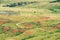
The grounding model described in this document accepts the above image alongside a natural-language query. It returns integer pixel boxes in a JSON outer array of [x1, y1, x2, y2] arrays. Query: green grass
[[0, 0, 60, 40]]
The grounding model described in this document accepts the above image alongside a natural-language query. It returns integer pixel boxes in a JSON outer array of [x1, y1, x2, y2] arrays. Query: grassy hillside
[[0, 0, 60, 40]]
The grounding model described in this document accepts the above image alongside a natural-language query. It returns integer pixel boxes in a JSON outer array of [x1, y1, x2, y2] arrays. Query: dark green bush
[[7, 3, 17, 7], [50, 0, 60, 3], [56, 0, 60, 2], [3, 1, 38, 7], [55, 28, 60, 32]]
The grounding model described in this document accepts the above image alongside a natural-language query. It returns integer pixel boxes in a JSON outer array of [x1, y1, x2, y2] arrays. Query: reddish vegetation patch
[[24, 30, 34, 36], [3, 26, 10, 31], [40, 17, 51, 20], [53, 27, 58, 30], [19, 28, 26, 32], [0, 21, 4, 25], [11, 28, 19, 33], [39, 27, 46, 30], [26, 24, 33, 28], [53, 23, 60, 30]]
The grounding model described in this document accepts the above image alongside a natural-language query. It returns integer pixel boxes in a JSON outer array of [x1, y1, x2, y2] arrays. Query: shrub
[[55, 28, 60, 32], [49, 0, 60, 3], [7, 3, 17, 7], [56, 0, 60, 2], [3, 1, 38, 7], [17, 2, 23, 5]]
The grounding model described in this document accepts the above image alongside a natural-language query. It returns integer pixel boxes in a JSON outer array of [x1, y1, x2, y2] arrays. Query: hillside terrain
[[0, 0, 60, 40]]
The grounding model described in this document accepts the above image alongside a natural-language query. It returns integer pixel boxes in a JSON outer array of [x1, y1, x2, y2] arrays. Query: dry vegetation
[[0, 0, 60, 40]]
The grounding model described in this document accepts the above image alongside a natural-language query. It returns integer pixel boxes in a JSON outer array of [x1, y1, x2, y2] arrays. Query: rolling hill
[[0, 0, 60, 40]]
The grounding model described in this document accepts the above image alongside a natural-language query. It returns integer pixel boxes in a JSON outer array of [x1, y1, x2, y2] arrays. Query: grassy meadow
[[0, 0, 60, 40]]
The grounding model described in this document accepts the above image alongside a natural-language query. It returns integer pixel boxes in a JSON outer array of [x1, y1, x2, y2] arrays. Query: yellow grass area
[[0, 7, 60, 22]]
